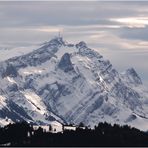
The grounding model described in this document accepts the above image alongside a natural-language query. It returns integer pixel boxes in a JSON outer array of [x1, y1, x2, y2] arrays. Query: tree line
[[0, 121, 148, 146]]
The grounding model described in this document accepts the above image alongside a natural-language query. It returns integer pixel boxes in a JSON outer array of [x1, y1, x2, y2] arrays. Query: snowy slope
[[0, 37, 148, 131]]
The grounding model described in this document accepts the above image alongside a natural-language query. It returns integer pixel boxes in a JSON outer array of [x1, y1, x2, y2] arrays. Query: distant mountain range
[[0, 37, 148, 131]]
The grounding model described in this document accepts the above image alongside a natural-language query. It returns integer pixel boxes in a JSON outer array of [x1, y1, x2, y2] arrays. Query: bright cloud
[[110, 17, 148, 28]]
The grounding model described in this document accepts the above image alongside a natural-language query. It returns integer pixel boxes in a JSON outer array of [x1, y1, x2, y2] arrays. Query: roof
[[50, 120, 63, 126]]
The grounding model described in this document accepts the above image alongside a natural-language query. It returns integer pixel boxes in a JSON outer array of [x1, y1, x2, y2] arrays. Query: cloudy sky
[[0, 1, 148, 86]]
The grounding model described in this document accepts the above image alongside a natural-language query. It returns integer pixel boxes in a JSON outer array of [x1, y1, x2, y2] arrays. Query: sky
[[0, 1, 148, 87]]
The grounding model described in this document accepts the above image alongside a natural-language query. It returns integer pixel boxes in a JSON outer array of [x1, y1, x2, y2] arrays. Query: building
[[63, 125, 77, 131], [32, 121, 86, 134], [33, 125, 49, 133], [49, 120, 63, 133], [32, 121, 63, 133]]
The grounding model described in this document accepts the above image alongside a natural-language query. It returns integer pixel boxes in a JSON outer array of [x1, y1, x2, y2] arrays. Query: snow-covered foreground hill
[[0, 37, 148, 131]]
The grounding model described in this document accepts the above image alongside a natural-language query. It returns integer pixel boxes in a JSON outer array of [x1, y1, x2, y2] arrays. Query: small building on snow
[[63, 125, 76, 131], [32, 121, 63, 133], [49, 120, 63, 133]]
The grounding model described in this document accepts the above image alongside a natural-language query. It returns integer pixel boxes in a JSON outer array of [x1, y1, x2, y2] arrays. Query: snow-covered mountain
[[0, 37, 148, 131]]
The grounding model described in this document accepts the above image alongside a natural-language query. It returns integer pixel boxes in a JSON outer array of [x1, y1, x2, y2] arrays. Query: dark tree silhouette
[[0, 121, 148, 146]]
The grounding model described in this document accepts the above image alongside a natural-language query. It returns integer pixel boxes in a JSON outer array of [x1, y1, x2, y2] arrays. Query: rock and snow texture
[[0, 37, 148, 131]]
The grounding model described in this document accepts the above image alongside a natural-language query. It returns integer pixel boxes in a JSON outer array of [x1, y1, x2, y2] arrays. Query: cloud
[[0, 1, 143, 27], [110, 17, 148, 28], [113, 26, 148, 41]]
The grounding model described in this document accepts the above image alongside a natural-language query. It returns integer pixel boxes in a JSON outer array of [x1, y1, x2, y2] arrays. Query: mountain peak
[[76, 41, 87, 49], [50, 36, 65, 43], [125, 67, 142, 85], [42, 36, 66, 48], [0, 37, 147, 131]]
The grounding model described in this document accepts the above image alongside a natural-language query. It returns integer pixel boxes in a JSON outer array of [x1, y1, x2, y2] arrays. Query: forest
[[0, 122, 148, 146]]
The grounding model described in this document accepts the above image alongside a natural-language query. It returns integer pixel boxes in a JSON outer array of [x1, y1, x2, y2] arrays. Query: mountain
[[0, 37, 148, 131]]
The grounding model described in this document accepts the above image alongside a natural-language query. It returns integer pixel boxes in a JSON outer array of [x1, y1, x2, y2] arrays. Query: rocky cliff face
[[0, 37, 148, 130]]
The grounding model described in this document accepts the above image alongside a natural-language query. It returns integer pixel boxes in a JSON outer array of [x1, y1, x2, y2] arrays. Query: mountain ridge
[[0, 37, 148, 131]]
